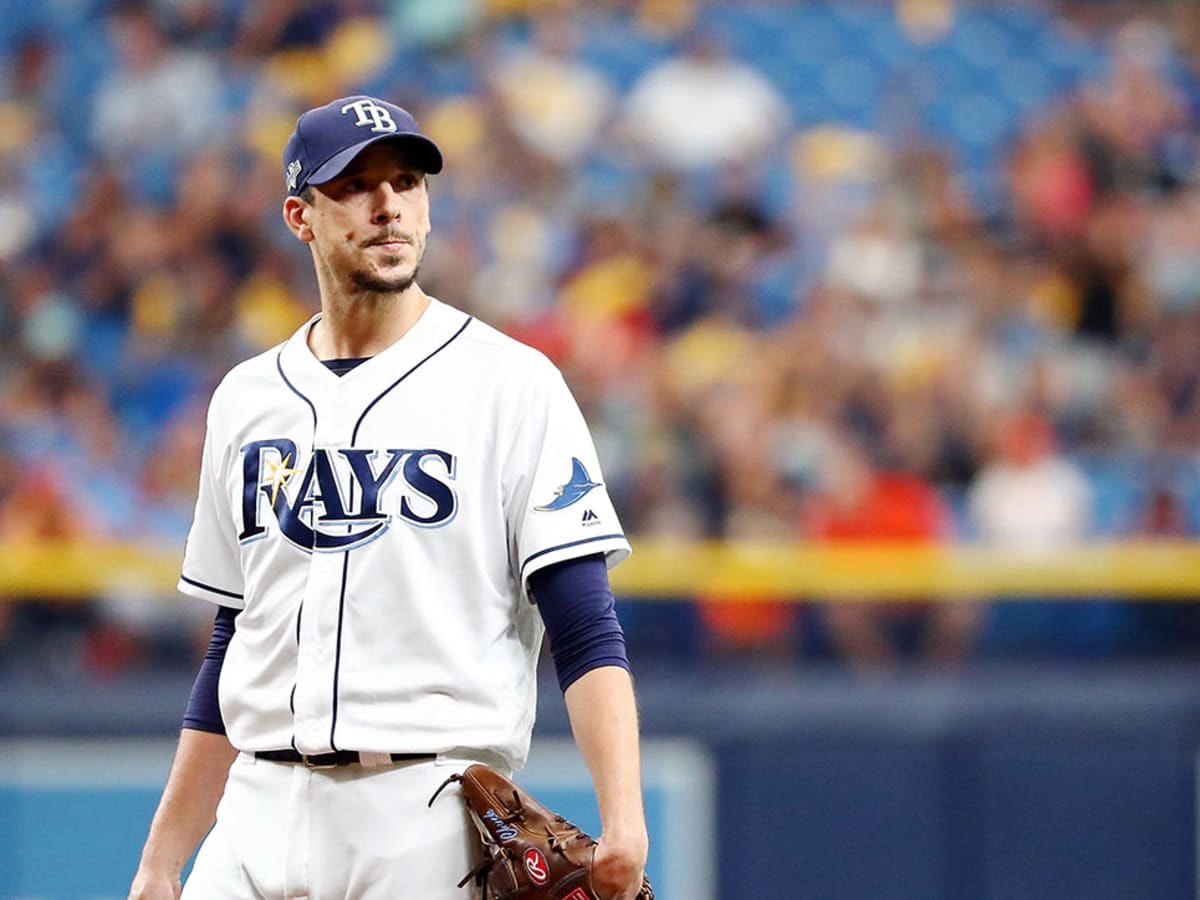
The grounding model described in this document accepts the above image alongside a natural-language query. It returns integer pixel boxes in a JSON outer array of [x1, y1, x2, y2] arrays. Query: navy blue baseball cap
[[282, 95, 444, 196]]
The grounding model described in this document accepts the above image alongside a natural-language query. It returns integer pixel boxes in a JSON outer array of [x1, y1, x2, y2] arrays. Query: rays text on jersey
[[238, 439, 457, 552]]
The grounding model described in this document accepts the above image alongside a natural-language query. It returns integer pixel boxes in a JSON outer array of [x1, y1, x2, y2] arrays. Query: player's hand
[[127, 867, 181, 900], [591, 828, 649, 900]]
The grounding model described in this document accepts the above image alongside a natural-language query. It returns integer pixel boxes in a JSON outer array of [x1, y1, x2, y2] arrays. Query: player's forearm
[[563, 665, 647, 842], [136, 728, 237, 876]]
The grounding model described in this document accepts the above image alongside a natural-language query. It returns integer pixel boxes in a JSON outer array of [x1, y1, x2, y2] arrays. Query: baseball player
[[128, 96, 648, 899]]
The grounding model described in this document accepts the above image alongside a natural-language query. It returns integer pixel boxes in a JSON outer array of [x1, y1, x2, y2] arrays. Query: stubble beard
[[350, 264, 420, 295], [348, 240, 425, 295]]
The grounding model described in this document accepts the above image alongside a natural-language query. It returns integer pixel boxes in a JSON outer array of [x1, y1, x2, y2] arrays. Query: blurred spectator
[[491, 12, 616, 165], [1143, 309, 1200, 449], [1139, 189, 1200, 316], [388, 0, 483, 53], [91, 1, 228, 190], [1079, 18, 1189, 197], [1008, 108, 1097, 245], [691, 372, 804, 662], [621, 28, 787, 171], [966, 410, 1131, 656], [0, 459, 99, 677], [967, 410, 1093, 551], [802, 431, 981, 673], [650, 165, 795, 331], [233, 0, 347, 56]]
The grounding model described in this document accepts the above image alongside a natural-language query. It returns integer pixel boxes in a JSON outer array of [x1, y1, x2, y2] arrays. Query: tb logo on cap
[[341, 99, 398, 133]]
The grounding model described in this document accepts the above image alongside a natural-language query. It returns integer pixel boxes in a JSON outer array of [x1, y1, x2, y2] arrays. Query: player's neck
[[309, 286, 431, 360]]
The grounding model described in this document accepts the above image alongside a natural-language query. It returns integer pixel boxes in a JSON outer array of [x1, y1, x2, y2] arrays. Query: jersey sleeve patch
[[532, 457, 603, 512]]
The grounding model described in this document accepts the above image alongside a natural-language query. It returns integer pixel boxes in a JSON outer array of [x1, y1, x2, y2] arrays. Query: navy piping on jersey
[[180, 574, 244, 601], [275, 349, 318, 432], [350, 317, 473, 444], [290, 604, 302, 721], [330, 552, 352, 751], [327, 315, 473, 750], [521, 534, 625, 581]]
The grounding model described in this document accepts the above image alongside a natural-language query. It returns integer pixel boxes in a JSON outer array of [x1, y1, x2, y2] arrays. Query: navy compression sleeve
[[528, 553, 630, 693], [182, 605, 238, 734]]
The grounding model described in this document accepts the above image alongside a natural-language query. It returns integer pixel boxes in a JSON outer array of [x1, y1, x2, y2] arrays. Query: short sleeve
[[177, 401, 245, 608], [505, 362, 631, 593]]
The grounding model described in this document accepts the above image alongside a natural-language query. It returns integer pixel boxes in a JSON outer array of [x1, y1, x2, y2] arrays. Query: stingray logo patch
[[524, 848, 550, 884], [534, 457, 602, 512]]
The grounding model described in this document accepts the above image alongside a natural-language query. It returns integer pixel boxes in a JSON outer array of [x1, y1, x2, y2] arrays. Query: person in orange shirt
[[804, 434, 981, 673]]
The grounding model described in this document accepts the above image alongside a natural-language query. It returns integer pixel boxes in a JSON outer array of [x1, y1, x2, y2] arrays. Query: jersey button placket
[[292, 386, 353, 754]]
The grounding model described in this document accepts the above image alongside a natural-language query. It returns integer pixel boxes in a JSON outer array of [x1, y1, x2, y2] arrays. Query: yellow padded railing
[[2, 539, 1199, 601]]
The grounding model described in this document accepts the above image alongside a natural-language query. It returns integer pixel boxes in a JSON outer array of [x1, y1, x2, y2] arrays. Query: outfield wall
[[3, 663, 1199, 900]]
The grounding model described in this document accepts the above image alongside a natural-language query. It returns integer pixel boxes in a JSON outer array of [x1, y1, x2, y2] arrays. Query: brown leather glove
[[430, 764, 653, 900]]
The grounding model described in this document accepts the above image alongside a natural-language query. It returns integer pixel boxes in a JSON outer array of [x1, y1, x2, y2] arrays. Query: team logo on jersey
[[534, 457, 602, 512], [237, 439, 456, 552]]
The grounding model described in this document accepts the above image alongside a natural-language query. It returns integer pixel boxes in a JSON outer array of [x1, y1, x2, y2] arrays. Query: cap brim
[[305, 132, 444, 190]]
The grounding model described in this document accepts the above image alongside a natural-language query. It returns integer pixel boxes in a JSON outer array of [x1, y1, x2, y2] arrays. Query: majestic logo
[[238, 439, 456, 553], [523, 848, 550, 885], [562, 890, 591, 900], [341, 99, 398, 133], [581, 509, 600, 525], [534, 458, 601, 512]]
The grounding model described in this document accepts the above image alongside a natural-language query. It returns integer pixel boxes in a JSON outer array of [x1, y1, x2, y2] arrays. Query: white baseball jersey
[[177, 298, 630, 770]]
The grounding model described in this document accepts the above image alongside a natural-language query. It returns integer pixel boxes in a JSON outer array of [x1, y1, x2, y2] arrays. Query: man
[[128, 95, 648, 899]]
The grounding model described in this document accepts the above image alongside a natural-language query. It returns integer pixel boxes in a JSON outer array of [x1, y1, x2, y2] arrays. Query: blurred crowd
[[2, 0, 1200, 678]]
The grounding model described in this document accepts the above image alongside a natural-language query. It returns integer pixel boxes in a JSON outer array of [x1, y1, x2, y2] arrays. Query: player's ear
[[283, 196, 314, 243]]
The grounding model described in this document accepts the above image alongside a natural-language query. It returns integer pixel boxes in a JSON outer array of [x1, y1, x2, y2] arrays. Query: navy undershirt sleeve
[[182, 605, 239, 734], [528, 553, 630, 693]]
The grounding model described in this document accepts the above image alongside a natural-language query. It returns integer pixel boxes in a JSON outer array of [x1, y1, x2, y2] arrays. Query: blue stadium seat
[[576, 16, 670, 93]]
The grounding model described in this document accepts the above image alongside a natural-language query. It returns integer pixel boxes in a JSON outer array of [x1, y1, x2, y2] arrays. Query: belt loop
[[358, 751, 391, 769]]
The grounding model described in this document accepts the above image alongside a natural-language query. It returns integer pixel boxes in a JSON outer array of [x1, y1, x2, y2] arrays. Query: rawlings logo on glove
[[430, 764, 654, 900]]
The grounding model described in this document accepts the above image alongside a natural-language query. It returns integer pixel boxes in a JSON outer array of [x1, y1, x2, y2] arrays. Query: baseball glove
[[429, 764, 653, 900]]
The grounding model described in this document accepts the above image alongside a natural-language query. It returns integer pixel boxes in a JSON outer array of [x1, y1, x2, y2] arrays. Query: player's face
[[305, 143, 432, 294]]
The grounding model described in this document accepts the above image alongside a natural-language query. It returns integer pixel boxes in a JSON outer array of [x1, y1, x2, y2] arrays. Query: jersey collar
[[277, 298, 470, 414]]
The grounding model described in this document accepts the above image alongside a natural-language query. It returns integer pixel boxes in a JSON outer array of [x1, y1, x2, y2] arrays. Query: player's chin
[[350, 264, 419, 294]]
